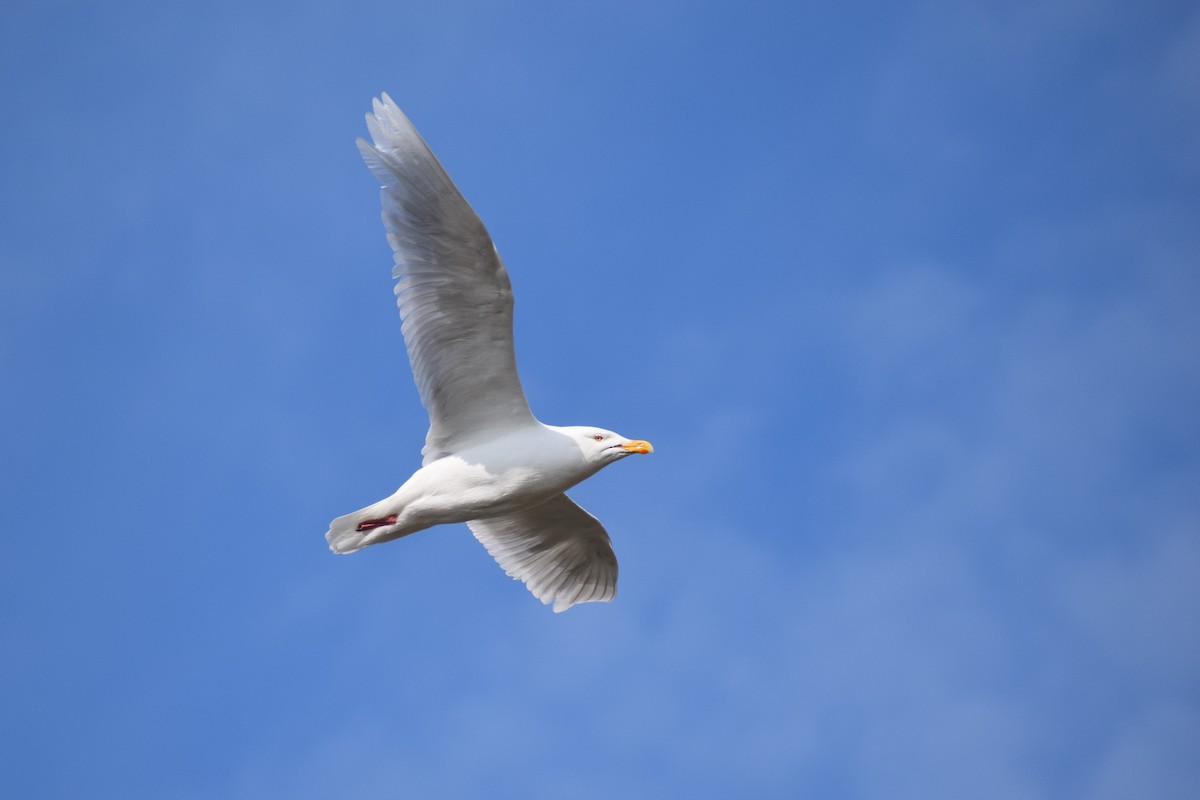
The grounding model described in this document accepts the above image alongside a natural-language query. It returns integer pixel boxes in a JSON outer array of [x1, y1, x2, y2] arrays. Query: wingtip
[[369, 93, 411, 133], [551, 592, 615, 613]]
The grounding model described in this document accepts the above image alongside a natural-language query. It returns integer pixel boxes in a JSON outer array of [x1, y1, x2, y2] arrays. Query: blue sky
[[2, 0, 1198, 797]]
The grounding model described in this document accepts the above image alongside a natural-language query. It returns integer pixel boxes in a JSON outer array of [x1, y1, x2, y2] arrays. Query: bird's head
[[566, 426, 654, 465]]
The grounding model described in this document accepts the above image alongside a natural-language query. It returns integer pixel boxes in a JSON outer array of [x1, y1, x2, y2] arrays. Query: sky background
[[2, 0, 1199, 797]]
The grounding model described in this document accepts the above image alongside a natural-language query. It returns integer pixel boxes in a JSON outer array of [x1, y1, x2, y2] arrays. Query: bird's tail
[[325, 497, 409, 554]]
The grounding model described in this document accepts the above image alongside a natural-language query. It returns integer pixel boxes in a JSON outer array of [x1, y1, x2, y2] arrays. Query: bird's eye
[[593, 434, 604, 441]]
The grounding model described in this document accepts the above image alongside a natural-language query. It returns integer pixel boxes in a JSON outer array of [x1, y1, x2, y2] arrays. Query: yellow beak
[[620, 439, 654, 455]]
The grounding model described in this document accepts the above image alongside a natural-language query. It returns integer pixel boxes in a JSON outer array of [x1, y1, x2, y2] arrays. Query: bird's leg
[[356, 514, 398, 532]]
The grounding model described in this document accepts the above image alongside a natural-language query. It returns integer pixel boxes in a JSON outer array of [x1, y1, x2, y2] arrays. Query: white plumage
[[326, 95, 652, 612]]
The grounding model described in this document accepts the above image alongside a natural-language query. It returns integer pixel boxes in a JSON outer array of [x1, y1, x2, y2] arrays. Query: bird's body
[[329, 424, 611, 549], [325, 95, 651, 612]]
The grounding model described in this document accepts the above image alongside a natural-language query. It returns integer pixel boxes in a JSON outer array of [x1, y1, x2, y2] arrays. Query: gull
[[325, 94, 653, 612]]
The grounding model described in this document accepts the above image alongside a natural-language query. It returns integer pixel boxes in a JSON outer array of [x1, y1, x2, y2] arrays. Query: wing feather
[[467, 494, 619, 613], [358, 94, 536, 463]]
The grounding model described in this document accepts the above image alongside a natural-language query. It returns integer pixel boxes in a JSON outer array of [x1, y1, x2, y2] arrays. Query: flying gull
[[325, 94, 653, 612]]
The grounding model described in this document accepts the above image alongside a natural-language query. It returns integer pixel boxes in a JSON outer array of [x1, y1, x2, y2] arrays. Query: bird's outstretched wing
[[358, 94, 536, 463], [467, 494, 618, 613]]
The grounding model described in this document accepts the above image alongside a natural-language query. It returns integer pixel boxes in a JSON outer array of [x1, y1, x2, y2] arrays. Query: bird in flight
[[326, 94, 653, 612]]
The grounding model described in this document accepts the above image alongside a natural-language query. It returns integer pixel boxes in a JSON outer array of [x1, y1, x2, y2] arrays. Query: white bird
[[325, 94, 653, 612]]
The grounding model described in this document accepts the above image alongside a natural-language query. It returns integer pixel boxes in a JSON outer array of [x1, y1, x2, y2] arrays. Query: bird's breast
[[399, 439, 589, 525]]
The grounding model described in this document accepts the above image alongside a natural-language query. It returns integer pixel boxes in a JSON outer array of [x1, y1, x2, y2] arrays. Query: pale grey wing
[[358, 94, 536, 463], [467, 494, 618, 613]]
